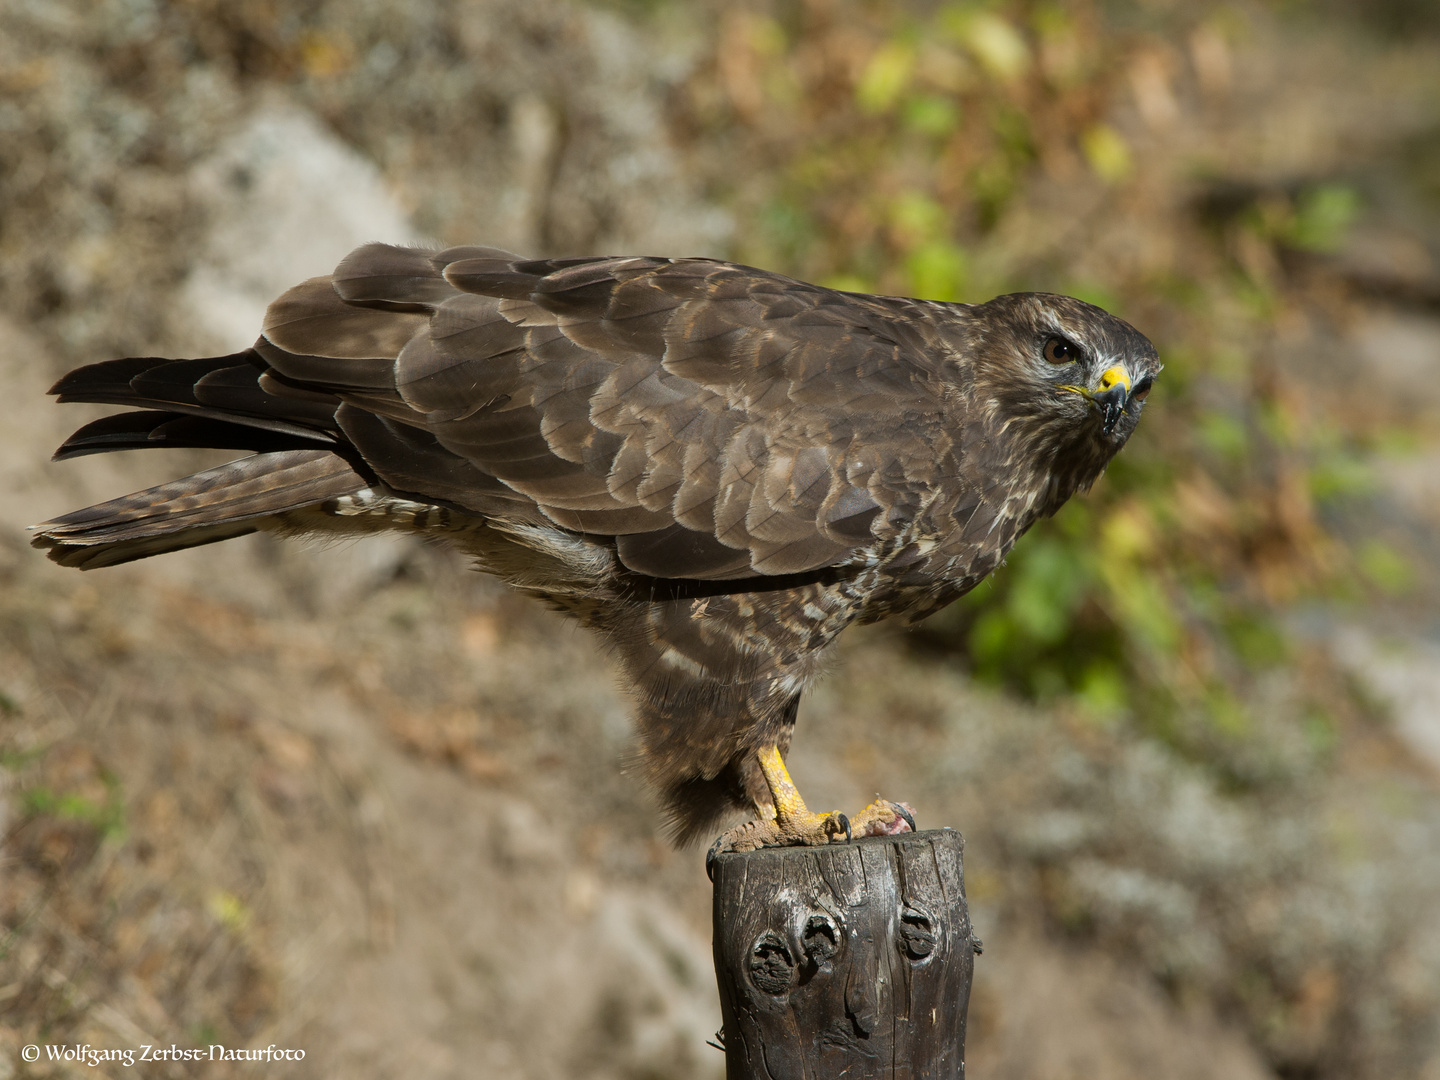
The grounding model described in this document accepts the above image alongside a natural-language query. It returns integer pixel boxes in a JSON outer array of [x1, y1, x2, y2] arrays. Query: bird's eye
[[1044, 337, 1079, 365], [1132, 376, 1154, 402]]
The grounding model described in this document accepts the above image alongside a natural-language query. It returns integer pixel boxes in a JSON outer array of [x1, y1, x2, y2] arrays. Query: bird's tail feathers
[[31, 449, 368, 569]]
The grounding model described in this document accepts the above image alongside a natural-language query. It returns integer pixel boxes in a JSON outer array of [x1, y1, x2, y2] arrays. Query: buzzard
[[32, 244, 1159, 860]]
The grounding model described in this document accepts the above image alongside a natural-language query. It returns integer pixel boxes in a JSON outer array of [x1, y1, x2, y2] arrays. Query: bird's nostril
[[1098, 366, 1131, 394]]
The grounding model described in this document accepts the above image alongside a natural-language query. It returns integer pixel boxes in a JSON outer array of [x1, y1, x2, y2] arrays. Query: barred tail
[[31, 449, 367, 569]]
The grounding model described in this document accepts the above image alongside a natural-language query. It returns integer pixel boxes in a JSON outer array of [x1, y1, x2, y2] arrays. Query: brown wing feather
[[259, 244, 966, 579]]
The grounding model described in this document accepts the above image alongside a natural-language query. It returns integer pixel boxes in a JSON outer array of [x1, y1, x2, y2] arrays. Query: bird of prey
[[32, 244, 1159, 859]]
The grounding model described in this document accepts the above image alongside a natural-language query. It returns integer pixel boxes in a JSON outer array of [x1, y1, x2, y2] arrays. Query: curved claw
[[835, 812, 851, 843], [850, 797, 917, 838]]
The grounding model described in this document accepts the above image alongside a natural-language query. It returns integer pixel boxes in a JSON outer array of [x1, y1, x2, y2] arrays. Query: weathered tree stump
[[711, 829, 976, 1079]]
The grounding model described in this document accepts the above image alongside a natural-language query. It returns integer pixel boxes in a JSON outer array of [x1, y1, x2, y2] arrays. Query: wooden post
[[710, 829, 976, 1080]]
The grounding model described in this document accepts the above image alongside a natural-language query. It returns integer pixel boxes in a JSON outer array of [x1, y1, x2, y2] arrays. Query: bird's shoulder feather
[[261, 244, 979, 579]]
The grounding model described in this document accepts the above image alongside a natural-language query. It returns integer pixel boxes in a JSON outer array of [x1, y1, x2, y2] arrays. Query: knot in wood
[[802, 914, 839, 965], [899, 904, 937, 961], [748, 932, 796, 995]]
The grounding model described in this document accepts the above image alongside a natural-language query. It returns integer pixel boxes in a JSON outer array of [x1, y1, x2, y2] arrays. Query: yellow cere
[[1099, 366, 1131, 394]]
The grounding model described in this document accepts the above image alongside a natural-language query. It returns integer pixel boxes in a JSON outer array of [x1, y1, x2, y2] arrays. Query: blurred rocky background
[[1, 1, 1439, 1077]]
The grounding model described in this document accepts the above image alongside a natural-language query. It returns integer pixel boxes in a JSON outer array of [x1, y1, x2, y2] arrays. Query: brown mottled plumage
[[32, 244, 1159, 849]]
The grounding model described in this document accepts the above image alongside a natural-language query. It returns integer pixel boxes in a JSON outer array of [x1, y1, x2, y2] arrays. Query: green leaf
[[858, 42, 915, 115], [1309, 454, 1373, 502], [969, 607, 1015, 669], [1285, 183, 1361, 253], [1005, 537, 1089, 644], [1077, 662, 1129, 722], [905, 239, 969, 301], [890, 191, 947, 240], [1357, 540, 1414, 595], [903, 93, 961, 136], [1081, 124, 1132, 183], [946, 10, 1030, 81]]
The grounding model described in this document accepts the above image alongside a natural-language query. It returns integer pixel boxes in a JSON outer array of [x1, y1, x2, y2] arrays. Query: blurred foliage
[[21, 780, 127, 842], [676, 0, 1410, 773]]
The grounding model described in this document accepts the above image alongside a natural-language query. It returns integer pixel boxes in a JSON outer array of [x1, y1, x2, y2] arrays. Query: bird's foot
[[706, 808, 849, 877], [710, 805, 851, 857], [705, 745, 918, 877], [851, 797, 917, 837], [704, 799, 917, 877]]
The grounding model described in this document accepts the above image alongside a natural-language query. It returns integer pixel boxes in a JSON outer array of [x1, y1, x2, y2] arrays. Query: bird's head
[[956, 292, 1161, 507]]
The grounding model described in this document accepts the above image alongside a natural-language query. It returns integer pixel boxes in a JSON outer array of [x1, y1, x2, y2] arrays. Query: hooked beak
[[1061, 365, 1132, 435], [1092, 366, 1131, 434]]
